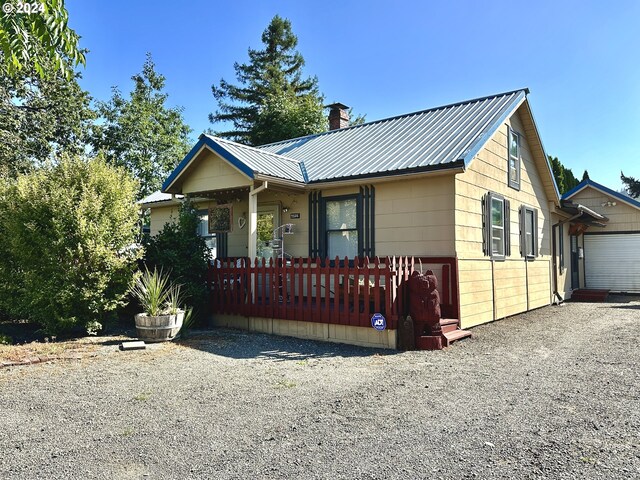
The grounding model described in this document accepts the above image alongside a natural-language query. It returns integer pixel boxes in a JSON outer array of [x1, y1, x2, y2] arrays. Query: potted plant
[[131, 268, 185, 342]]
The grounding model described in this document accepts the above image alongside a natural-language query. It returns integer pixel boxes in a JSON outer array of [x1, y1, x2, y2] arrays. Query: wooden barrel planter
[[134, 310, 184, 342]]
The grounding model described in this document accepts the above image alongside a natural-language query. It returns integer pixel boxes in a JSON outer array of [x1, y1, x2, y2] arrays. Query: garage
[[584, 233, 640, 292]]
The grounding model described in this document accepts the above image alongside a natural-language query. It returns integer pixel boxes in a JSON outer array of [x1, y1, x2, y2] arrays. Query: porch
[[207, 256, 461, 349]]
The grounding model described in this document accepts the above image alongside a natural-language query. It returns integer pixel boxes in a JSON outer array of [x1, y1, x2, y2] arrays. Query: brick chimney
[[328, 103, 350, 130]]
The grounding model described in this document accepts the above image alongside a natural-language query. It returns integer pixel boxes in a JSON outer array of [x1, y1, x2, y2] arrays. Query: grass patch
[[275, 379, 296, 389]]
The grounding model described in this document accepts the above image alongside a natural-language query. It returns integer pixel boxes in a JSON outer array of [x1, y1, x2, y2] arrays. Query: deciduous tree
[[0, 0, 85, 79], [0, 53, 94, 176]]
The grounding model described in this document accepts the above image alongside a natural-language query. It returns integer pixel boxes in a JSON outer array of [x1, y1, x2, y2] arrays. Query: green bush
[[143, 199, 209, 323], [0, 155, 140, 335]]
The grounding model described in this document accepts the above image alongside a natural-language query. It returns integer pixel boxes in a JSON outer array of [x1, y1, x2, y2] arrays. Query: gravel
[[1, 296, 639, 479]]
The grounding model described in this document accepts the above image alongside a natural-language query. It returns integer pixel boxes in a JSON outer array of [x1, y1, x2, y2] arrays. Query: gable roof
[[162, 135, 306, 192], [259, 89, 528, 182], [163, 88, 560, 202], [563, 179, 640, 210]]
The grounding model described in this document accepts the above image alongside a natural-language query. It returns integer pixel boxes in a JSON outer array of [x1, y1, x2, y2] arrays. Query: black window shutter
[[533, 208, 538, 257], [482, 193, 488, 256], [218, 232, 228, 258], [359, 185, 376, 258], [559, 223, 564, 268], [504, 199, 511, 257], [308, 191, 322, 257], [519, 205, 524, 257]]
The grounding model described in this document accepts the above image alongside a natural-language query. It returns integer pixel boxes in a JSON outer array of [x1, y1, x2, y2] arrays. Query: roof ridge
[[257, 88, 529, 148], [205, 134, 303, 165]]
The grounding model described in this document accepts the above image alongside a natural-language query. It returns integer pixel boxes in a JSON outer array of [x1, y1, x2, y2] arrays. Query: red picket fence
[[207, 256, 459, 329]]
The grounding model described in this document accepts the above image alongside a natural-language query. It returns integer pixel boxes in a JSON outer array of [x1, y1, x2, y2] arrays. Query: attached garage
[[584, 233, 640, 292]]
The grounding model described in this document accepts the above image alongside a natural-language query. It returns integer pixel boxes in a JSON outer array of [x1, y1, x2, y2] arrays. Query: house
[[141, 88, 604, 349], [557, 179, 640, 295]]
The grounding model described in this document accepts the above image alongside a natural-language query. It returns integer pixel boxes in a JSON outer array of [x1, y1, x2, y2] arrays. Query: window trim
[[484, 192, 510, 261], [520, 205, 538, 260], [508, 127, 521, 190]]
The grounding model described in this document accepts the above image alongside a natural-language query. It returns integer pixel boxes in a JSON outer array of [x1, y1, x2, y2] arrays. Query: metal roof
[[207, 136, 306, 182], [258, 89, 528, 183], [163, 89, 530, 192]]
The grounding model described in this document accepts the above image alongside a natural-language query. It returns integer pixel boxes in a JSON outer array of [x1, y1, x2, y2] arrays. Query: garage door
[[584, 234, 640, 292]]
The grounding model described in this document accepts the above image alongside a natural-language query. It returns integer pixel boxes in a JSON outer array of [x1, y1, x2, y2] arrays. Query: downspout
[[551, 212, 582, 304]]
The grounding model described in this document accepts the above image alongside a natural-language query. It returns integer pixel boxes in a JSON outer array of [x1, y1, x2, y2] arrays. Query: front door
[[570, 235, 580, 289]]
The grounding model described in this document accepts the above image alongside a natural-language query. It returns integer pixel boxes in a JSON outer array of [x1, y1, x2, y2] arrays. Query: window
[[325, 197, 359, 258], [508, 127, 521, 190], [520, 205, 538, 259], [309, 187, 375, 259], [208, 204, 232, 233], [483, 192, 511, 259], [198, 210, 217, 259]]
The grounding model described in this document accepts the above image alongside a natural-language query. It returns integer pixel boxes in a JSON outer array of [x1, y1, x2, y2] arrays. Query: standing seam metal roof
[[162, 89, 529, 193], [257, 89, 527, 182]]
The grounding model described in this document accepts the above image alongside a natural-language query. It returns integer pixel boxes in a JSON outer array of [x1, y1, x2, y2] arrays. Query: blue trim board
[[162, 135, 255, 193], [460, 90, 527, 167], [563, 179, 640, 209]]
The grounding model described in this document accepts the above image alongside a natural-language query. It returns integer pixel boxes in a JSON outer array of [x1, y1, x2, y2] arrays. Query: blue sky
[[67, 0, 640, 190]]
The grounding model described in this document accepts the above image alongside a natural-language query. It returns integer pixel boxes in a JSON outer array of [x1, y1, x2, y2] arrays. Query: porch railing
[[207, 256, 459, 329]]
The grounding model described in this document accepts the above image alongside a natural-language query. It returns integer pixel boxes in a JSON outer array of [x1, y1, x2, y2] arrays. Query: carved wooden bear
[[408, 270, 441, 336]]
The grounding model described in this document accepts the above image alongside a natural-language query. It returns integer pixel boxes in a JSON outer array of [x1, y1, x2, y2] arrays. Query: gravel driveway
[[1, 297, 639, 479]]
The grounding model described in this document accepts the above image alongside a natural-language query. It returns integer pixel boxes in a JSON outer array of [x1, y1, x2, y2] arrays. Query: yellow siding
[[455, 109, 553, 328], [181, 148, 250, 195], [569, 186, 640, 232], [374, 176, 455, 256], [149, 205, 179, 236]]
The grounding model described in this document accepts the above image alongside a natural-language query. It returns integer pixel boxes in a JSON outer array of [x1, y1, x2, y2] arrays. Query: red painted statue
[[408, 270, 442, 336]]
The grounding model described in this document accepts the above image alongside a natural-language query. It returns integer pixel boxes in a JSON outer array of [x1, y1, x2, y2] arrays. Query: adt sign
[[371, 313, 386, 331]]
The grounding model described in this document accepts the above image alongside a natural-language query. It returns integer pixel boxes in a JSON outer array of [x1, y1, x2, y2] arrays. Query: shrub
[[143, 199, 209, 322], [0, 155, 140, 335]]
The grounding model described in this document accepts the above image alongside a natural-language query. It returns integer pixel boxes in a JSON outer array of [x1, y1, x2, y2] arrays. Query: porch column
[[248, 181, 268, 259]]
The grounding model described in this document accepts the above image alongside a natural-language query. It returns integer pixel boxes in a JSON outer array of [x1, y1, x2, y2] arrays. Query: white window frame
[[508, 127, 521, 190]]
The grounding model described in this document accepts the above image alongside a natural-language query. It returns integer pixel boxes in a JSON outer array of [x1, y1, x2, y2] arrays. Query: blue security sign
[[371, 313, 386, 331]]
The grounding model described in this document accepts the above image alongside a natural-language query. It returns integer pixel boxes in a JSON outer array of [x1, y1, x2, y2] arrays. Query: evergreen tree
[[621, 171, 640, 198], [548, 155, 579, 194], [0, 53, 94, 177], [91, 54, 192, 199], [209, 15, 325, 145], [582, 170, 590, 181]]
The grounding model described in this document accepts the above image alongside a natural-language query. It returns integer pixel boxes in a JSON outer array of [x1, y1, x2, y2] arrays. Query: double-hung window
[[483, 192, 511, 260], [520, 205, 538, 259], [508, 127, 521, 190], [325, 196, 359, 259]]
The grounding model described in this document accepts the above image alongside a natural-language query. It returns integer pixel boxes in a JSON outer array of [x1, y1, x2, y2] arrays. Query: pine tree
[[582, 170, 590, 181], [621, 171, 640, 198], [209, 15, 325, 145]]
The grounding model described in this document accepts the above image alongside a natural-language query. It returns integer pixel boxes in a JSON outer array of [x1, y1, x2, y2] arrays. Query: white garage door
[[584, 234, 640, 292]]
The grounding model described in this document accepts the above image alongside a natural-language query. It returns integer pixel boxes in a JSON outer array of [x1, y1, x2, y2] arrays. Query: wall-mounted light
[[601, 201, 617, 207]]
